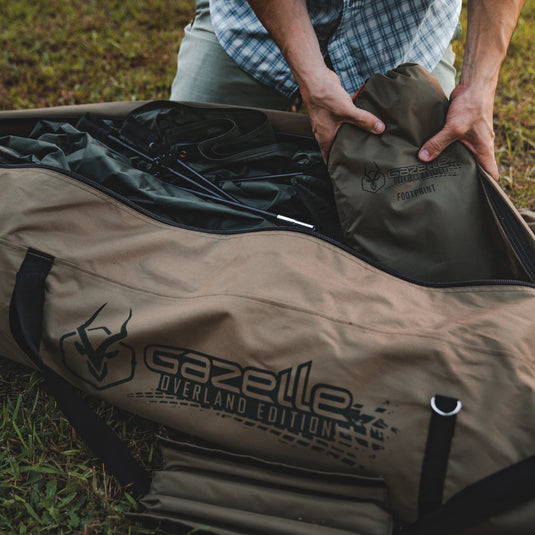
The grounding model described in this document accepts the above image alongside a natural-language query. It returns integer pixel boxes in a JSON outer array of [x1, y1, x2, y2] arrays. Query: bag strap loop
[[408, 445, 535, 534], [9, 248, 151, 498], [418, 394, 461, 516]]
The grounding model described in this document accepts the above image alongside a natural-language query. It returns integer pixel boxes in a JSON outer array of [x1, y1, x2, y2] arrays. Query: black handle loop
[[418, 394, 461, 517], [9, 248, 151, 497]]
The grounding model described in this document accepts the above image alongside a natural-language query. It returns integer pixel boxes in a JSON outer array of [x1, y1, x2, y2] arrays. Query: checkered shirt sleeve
[[209, 0, 461, 98]]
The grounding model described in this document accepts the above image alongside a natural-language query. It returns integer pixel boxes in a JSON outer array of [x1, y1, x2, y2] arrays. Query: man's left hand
[[418, 83, 499, 180]]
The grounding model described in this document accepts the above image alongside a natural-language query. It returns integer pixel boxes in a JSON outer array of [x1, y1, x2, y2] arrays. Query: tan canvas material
[[129, 438, 393, 535], [1, 87, 535, 533]]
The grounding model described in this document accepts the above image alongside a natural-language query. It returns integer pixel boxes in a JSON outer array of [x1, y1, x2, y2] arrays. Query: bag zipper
[[2, 161, 535, 290], [480, 178, 535, 279]]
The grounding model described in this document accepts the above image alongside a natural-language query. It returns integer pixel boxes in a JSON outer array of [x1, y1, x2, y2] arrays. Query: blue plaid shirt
[[209, 0, 462, 97]]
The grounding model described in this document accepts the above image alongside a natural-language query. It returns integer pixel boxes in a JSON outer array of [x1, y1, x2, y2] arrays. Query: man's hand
[[419, 0, 526, 181], [419, 83, 499, 179], [301, 69, 384, 162], [246, 0, 383, 162]]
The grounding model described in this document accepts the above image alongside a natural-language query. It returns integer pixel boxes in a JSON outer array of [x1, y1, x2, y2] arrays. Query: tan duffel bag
[[1, 66, 534, 534]]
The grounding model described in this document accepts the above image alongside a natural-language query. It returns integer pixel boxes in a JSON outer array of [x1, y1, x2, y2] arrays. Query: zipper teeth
[[484, 182, 535, 278], [2, 162, 535, 291]]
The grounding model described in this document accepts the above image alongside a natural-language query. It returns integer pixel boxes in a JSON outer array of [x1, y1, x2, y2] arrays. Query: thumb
[[346, 105, 385, 135], [419, 128, 457, 162]]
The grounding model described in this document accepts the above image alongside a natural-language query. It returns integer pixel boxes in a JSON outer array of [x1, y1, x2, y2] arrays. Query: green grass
[[0, 359, 169, 534], [0, 0, 194, 108], [1, 1, 534, 533]]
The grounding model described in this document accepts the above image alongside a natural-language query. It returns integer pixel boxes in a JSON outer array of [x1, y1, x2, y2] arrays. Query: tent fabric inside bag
[[1, 77, 534, 284], [0, 102, 343, 238]]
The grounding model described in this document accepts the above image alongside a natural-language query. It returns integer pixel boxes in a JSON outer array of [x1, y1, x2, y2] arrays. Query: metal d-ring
[[431, 396, 463, 417]]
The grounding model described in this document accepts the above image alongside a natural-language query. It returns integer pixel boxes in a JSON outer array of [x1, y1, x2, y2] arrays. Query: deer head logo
[[61, 304, 135, 390], [361, 162, 385, 193]]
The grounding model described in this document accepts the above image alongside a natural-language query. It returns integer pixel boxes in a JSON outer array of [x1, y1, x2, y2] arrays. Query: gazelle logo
[[61, 304, 135, 390], [144, 346, 396, 451], [361, 162, 386, 193]]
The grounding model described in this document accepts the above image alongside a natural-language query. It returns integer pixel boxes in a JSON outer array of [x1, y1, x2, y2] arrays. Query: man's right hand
[[301, 68, 385, 162], [246, 0, 384, 162]]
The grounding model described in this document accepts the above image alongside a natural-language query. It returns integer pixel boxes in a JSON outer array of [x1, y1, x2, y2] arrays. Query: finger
[[346, 105, 385, 134], [318, 129, 338, 163], [312, 101, 385, 162], [319, 107, 384, 160], [418, 127, 458, 163], [318, 114, 384, 162], [479, 158, 500, 181], [420, 129, 500, 181]]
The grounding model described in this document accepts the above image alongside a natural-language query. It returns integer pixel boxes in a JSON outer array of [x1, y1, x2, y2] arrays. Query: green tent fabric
[[0, 102, 342, 238]]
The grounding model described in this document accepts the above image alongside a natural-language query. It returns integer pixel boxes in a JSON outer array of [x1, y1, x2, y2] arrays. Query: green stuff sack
[[328, 63, 533, 283]]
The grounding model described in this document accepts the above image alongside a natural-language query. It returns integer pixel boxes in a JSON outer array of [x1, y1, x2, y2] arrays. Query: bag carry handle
[[8, 248, 151, 497]]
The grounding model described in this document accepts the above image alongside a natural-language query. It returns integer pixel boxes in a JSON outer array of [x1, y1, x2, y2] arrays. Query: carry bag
[[1, 64, 535, 534]]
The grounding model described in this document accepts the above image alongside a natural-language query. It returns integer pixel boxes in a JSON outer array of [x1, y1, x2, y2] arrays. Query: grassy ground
[[0, 1, 534, 534], [0, 359, 167, 535], [0, 0, 194, 108]]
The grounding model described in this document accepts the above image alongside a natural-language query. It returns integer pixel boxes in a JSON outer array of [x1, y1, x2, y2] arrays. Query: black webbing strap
[[418, 394, 461, 516], [9, 248, 151, 497], [406, 453, 535, 535]]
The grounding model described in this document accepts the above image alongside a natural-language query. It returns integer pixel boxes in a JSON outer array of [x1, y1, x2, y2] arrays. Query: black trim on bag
[[8, 248, 151, 497], [418, 395, 461, 517], [406, 454, 535, 535], [481, 177, 535, 281]]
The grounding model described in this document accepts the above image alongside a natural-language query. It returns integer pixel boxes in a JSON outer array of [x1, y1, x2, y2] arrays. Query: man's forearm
[[419, 0, 526, 178], [246, 0, 329, 95], [460, 0, 526, 93], [247, 0, 383, 160]]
